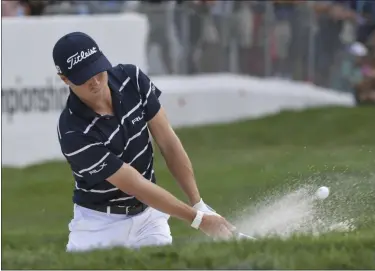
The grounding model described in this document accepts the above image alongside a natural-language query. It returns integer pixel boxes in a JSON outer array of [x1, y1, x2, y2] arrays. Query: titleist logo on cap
[[67, 47, 97, 70]]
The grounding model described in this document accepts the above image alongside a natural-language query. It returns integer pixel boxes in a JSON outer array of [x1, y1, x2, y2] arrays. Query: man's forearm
[[159, 135, 201, 206], [107, 164, 197, 223]]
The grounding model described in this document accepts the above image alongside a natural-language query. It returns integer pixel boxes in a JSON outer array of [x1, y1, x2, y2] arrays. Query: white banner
[[2, 13, 149, 167]]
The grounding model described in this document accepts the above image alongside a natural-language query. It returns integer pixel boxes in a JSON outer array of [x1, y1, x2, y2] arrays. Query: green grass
[[2, 106, 375, 269]]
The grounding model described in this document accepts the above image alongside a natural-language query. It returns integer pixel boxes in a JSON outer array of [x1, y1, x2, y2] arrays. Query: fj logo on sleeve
[[89, 162, 107, 175]]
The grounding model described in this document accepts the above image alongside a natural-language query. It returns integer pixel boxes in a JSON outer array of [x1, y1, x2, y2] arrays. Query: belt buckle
[[107, 205, 130, 215]]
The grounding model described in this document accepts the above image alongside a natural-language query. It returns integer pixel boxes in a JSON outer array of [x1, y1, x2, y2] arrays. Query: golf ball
[[316, 186, 330, 199]]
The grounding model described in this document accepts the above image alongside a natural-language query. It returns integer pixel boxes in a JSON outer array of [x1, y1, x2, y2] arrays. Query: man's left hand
[[193, 199, 219, 216]]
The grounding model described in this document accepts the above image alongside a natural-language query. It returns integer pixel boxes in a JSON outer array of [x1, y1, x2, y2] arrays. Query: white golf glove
[[193, 198, 219, 216], [193, 198, 256, 240]]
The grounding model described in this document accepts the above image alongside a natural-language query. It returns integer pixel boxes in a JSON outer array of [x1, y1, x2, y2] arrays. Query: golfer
[[53, 31, 235, 251]]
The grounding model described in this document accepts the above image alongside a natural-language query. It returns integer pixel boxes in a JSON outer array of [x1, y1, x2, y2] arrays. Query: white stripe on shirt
[[143, 81, 152, 107], [75, 182, 119, 193], [129, 140, 151, 165], [104, 125, 120, 146], [119, 77, 130, 92], [143, 169, 154, 178], [84, 117, 100, 134], [73, 171, 83, 178], [65, 142, 103, 157], [121, 101, 141, 125], [57, 123, 62, 140], [136, 66, 140, 92], [124, 124, 148, 151], [141, 155, 154, 175], [109, 196, 135, 202]]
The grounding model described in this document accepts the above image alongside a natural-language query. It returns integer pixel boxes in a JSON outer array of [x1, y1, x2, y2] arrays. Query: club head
[[235, 231, 257, 240]]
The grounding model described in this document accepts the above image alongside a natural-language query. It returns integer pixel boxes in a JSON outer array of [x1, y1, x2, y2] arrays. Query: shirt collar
[[67, 79, 122, 121]]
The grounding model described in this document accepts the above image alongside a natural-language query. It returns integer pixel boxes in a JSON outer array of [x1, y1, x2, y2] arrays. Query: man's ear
[[59, 74, 70, 85]]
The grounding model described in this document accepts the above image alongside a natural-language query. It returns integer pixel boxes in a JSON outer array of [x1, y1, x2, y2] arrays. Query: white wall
[[154, 74, 354, 128]]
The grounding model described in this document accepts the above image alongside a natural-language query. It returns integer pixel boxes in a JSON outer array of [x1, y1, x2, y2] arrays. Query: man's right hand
[[198, 214, 236, 240]]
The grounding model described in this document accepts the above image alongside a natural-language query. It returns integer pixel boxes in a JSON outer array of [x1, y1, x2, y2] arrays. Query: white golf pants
[[66, 204, 172, 252]]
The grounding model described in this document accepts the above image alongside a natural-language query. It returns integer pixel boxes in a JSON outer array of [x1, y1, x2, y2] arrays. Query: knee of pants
[[66, 225, 131, 253], [134, 233, 172, 248], [66, 236, 110, 253], [66, 237, 130, 253], [66, 240, 102, 253]]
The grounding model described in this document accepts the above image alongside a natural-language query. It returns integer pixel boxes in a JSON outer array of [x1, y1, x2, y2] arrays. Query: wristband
[[191, 210, 204, 229]]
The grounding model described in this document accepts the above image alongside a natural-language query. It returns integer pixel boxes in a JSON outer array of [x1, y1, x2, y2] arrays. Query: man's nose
[[90, 75, 100, 86]]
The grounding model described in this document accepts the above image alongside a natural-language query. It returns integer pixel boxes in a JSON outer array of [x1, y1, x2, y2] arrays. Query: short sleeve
[[60, 133, 124, 185], [135, 66, 162, 121]]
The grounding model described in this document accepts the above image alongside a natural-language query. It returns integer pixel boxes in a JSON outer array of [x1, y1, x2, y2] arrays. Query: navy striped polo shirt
[[57, 64, 161, 207]]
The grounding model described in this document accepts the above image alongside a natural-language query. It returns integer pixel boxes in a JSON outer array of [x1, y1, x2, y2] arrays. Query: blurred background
[[3, 0, 375, 105]]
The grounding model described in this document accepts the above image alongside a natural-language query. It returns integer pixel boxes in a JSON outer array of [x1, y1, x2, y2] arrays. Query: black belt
[[78, 202, 148, 215]]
